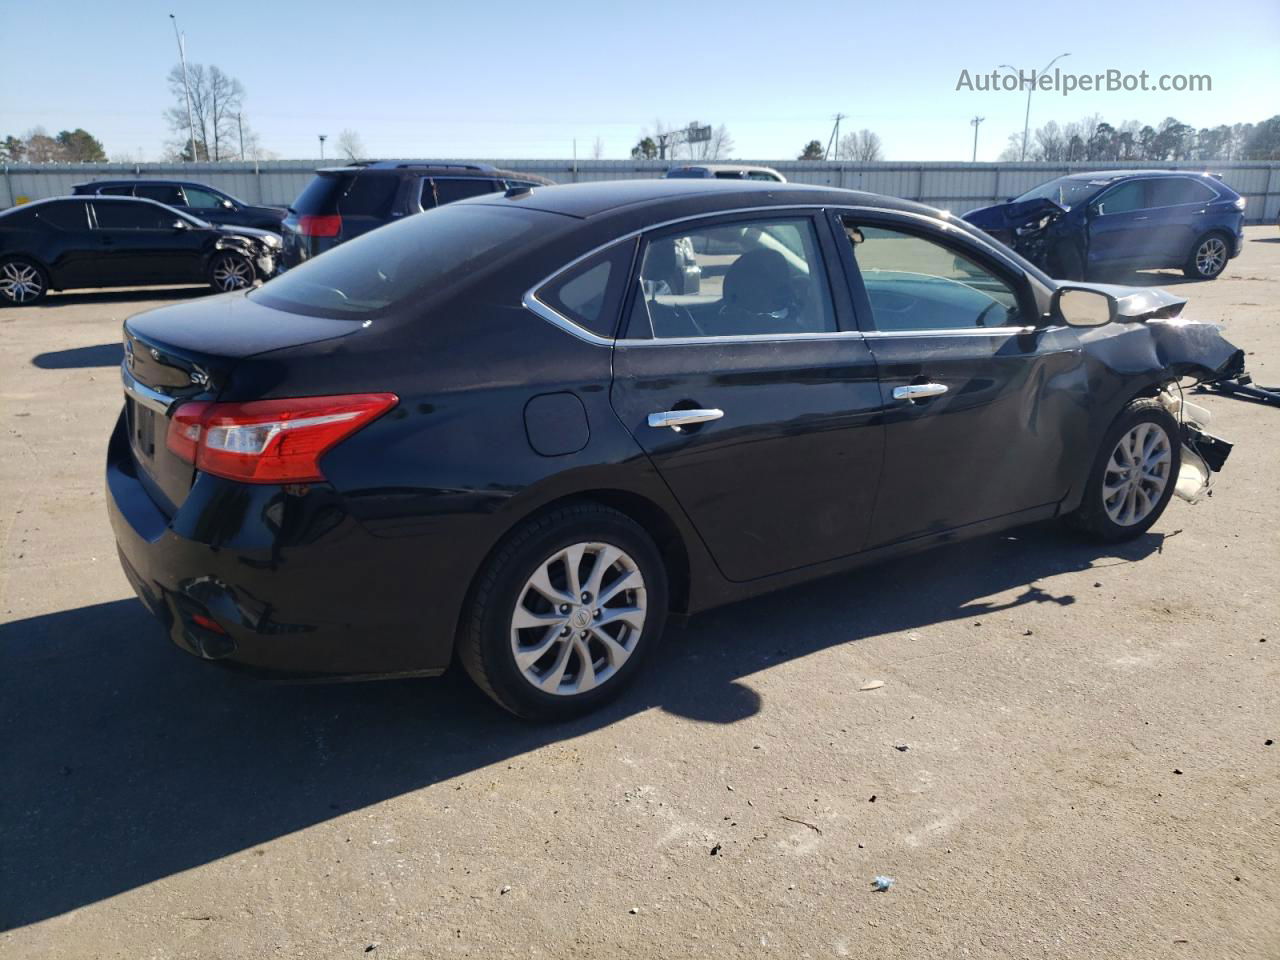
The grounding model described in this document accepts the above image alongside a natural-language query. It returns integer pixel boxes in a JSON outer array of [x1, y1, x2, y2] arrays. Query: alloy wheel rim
[[1196, 238, 1226, 276], [1103, 422, 1172, 526], [509, 541, 647, 696], [212, 257, 252, 290], [0, 262, 44, 303]]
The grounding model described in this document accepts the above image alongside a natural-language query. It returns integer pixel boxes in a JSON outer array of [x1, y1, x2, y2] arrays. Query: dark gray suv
[[279, 161, 553, 269]]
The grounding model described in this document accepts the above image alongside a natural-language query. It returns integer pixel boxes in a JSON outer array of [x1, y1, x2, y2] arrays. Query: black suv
[[73, 180, 286, 233], [279, 161, 552, 269]]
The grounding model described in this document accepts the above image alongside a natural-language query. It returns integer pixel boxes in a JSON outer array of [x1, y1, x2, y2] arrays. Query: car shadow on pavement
[[0, 522, 1163, 931], [34, 287, 209, 308], [31, 342, 122, 369]]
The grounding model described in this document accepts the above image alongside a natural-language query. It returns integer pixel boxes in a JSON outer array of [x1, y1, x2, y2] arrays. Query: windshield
[[1014, 176, 1110, 210], [250, 202, 567, 319]]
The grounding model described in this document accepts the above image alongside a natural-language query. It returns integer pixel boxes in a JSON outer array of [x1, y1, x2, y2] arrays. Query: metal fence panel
[[3, 159, 1277, 222]]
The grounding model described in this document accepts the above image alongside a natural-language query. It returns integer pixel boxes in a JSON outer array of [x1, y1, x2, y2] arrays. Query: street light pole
[[318, 134, 327, 160], [236, 113, 244, 161], [169, 14, 198, 162], [970, 116, 984, 162], [999, 53, 1069, 161]]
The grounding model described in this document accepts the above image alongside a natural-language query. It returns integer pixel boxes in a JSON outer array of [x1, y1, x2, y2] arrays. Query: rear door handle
[[647, 408, 724, 430], [892, 383, 948, 401]]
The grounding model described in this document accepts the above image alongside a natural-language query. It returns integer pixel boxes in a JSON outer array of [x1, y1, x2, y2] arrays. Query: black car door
[[832, 210, 1080, 547], [26, 200, 98, 288], [90, 200, 206, 284], [607, 210, 885, 582]]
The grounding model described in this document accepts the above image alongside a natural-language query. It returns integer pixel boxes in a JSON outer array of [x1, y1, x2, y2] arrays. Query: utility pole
[[970, 115, 984, 162], [318, 134, 326, 160], [824, 112, 847, 161], [236, 113, 244, 161], [169, 14, 198, 162]]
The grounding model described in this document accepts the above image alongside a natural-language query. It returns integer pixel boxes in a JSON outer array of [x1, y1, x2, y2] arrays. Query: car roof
[[467, 178, 934, 220], [73, 179, 215, 188], [669, 163, 780, 173], [313, 161, 554, 184], [1062, 170, 1223, 182]]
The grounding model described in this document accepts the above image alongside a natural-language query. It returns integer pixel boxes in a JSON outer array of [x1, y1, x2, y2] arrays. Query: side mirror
[[1053, 286, 1117, 327], [1091, 202, 1105, 217], [171, 219, 187, 230], [221, 198, 234, 209]]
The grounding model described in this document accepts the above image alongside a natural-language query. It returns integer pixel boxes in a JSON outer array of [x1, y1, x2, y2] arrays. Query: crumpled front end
[[1076, 311, 1243, 505], [963, 198, 1071, 268]]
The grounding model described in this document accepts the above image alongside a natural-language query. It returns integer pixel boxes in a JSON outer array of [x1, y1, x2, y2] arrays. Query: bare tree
[[165, 62, 246, 161], [591, 136, 605, 160], [337, 129, 366, 162], [692, 125, 734, 160], [838, 129, 883, 161], [206, 65, 245, 161]]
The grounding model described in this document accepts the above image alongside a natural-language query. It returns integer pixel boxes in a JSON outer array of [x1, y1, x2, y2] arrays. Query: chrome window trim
[[860, 325, 1037, 339], [522, 202, 1059, 347]]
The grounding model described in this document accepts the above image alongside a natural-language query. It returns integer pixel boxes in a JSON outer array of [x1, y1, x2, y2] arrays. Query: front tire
[[208, 252, 255, 292], [1183, 233, 1229, 280], [0, 257, 49, 306], [1048, 241, 1087, 282], [1069, 398, 1180, 542], [459, 504, 668, 720]]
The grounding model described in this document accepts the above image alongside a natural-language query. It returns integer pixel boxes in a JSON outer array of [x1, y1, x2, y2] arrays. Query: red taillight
[[166, 394, 398, 484], [296, 214, 341, 238]]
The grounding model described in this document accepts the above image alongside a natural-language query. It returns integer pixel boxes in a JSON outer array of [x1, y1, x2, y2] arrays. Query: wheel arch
[[457, 486, 695, 647]]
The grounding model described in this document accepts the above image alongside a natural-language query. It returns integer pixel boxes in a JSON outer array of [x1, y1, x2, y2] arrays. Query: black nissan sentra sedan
[[107, 179, 1242, 718]]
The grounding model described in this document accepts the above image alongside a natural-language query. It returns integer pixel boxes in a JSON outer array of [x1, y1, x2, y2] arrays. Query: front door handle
[[647, 408, 724, 430], [892, 383, 948, 401]]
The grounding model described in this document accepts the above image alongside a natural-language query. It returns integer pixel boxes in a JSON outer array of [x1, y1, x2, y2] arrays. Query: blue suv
[[964, 170, 1246, 281]]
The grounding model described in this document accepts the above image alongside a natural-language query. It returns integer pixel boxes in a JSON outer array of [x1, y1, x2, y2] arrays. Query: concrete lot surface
[[2, 230, 1278, 958]]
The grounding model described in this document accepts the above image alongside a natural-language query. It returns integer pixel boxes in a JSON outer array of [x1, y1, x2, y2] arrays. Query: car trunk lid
[[121, 292, 365, 514]]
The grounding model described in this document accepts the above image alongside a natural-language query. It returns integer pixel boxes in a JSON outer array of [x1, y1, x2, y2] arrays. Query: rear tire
[[208, 252, 255, 292], [0, 257, 49, 306], [1069, 398, 1181, 542], [1182, 232, 1229, 280], [458, 503, 669, 720]]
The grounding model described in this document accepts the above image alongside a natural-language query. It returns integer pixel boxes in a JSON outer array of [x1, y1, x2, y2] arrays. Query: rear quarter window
[[338, 175, 399, 217], [535, 240, 636, 338], [290, 174, 349, 215]]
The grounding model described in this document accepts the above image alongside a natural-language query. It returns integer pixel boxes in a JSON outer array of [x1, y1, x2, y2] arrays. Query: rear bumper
[[105, 411, 451, 680]]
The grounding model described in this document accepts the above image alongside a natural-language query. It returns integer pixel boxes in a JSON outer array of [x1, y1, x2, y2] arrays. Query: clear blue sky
[[2, 0, 1276, 162]]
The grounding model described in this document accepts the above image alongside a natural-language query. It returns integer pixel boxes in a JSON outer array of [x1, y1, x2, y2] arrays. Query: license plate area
[[128, 397, 158, 466]]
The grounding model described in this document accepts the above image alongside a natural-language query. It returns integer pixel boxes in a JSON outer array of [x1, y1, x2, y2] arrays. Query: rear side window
[[93, 202, 172, 230], [135, 183, 185, 205], [35, 201, 90, 230], [421, 178, 502, 209], [100, 185, 135, 196], [338, 175, 399, 217], [1148, 178, 1216, 207], [535, 240, 635, 338], [291, 174, 348, 215], [251, 204, 568, 320], [627, 217, 837, 339]]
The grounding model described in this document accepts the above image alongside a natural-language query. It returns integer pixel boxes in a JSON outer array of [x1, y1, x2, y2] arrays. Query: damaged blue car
[[963, 170, 1246, 282]]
